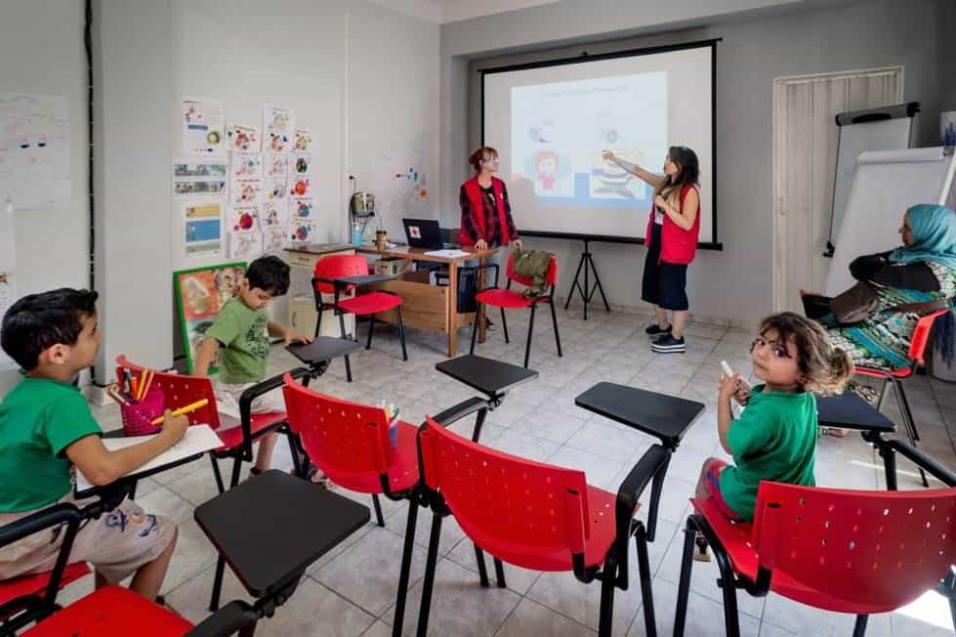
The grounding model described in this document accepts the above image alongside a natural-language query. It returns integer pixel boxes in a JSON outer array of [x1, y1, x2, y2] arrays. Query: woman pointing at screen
[[602, 146, 701, 354]]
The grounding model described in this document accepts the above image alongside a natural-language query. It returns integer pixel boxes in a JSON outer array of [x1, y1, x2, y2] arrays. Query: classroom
[[0, 0, 955, 635]]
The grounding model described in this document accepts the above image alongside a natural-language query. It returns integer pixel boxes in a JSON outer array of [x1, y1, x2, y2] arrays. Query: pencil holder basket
[[120, 385, 166, 436]]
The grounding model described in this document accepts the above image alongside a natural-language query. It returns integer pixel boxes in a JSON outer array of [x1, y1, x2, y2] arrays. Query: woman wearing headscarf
[[803, 204, 956, 372]]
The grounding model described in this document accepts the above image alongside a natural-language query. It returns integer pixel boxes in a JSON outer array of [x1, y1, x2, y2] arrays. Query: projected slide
[[511, 72, 668, 210]]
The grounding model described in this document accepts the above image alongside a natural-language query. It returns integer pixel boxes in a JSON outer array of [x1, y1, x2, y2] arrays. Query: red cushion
[[24, 585, 192, 636], [325, 422, 419, 493], [337, 292, 402, 316], [690, 497, 890, 615], [469, 485, 619, 572], [0, 563, 90, 608], [215, 412, 286, 451], [475, 289, 547, 310]]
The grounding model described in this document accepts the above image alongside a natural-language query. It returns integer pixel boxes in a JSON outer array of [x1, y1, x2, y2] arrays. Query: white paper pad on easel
[[424, 249, 470, 258], [75, 425, 223, 493]]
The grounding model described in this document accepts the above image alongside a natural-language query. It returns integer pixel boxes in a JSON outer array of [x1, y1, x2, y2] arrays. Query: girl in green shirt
[[695, 313, 853, 555]]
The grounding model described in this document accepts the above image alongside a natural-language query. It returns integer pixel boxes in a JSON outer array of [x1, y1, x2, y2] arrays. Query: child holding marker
[[694, 312, 852, 558], [0, 288, 186, 601]]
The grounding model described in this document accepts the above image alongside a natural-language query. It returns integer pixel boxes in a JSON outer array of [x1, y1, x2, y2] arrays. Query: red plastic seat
[[0, 564, 90, 611], [414, 418, 668, 637], [23, 585, 192, 636], [470, 253, 562, 368], [674, 482, 956, 636], [853, 309, 949, 486], [313, 255, 408, 381]]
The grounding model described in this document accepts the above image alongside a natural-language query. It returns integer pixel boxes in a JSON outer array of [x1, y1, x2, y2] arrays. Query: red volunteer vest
[[460, 176, 511, 246], [644, 184, 701, 265]]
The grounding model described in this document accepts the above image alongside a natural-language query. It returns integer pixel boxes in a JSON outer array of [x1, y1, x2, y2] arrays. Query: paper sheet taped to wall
[[0, 95, 71, 210]]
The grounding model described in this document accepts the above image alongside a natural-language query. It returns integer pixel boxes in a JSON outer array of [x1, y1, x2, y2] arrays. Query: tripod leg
[[587, 252, 611, 312], [564, 251, 586, 310]]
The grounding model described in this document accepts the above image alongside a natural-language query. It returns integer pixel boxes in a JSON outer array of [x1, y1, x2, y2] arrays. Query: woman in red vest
[[459, 146, 522, 253], [602, 146, 701, 354]]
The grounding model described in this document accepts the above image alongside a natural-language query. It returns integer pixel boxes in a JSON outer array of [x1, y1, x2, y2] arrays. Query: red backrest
[[751, 481, 956, 613], [281, 373, 393, 490], [505, 254, 558, 291], [419, 418, 590, 562], [313, 255, 369, 295], [115, 355, 221, 430], [908, 309, 949, 367]]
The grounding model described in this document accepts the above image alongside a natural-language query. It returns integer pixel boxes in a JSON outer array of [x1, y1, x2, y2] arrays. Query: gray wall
[[440, 0, 944, 325], [939, 0, 956, 113]]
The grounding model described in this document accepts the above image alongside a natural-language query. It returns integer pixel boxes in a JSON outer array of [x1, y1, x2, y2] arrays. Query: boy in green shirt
[[194, 255, 310, 475], [0, 288, 188, 600], [695, 313, 853, 549]]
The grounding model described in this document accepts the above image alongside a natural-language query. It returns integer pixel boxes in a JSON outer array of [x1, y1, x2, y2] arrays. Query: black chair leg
[[673, 519, 697, 637], [339, 312, 353, 382], [287, 431, 303, 479], [392, 501, 419, 637], [646, 455, 671, 542], [523, 305, 537, 368], [416, 514, 443, 637], [210, 456, 225, 494], [314, 302, 324, 338], [372, 494, 385, 527], [853, 614, 869, 637], [229, 455, 243, 489], [893, 380, 928, 486], [469, 303, 481, 354], [209, 556, 226, 611], [474, 545, 490, 587], [395, 305, 408, 362], [634, 523, 657, 637], [366, 315, 375, 350], [500, 307, 509, 344], [597, 557, 617, 637], [493, 558, 506, 588], [549, 299, 562, 358], [714, 537, 741, 637]]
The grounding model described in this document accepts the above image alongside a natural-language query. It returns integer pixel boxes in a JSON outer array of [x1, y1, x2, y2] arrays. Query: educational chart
[[173, 262, 246, 373], [510, 72, 667, 209], [180, 200, 224, 258], [0, 95, 71, 210], [181, 97, 225, 156]]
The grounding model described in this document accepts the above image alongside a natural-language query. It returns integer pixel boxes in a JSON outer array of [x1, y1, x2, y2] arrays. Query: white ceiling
[[367, 0, 562, 24]]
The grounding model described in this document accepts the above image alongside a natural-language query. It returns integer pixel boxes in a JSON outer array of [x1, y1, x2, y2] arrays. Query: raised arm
[[601, 150, 666, 189]]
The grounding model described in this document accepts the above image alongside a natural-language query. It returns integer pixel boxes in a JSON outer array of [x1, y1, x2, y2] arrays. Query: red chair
[[1, 504, 257, 636], [313, 255, 408, 382], [854, 308, 949, 486], [414, 417, 669, 637], [469, 253, 562, 368], [674, 482, 956, 637]]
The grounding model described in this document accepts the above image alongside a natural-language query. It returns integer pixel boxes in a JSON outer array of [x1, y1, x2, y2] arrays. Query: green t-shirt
[[204, 297, 270, 384], [0, 377, 102, 513], [719, 386, 817, 521]]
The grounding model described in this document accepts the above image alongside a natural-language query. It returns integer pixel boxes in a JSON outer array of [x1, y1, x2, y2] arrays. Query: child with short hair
[[194, 255, 310, 474], [696, 312, 853, 536], [0, 288, 187, 600]]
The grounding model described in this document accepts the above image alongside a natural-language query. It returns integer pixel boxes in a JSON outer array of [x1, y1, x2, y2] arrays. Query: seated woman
[[802, 204, 956, 373]]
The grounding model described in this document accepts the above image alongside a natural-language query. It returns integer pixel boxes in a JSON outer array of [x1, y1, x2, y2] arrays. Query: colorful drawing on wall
[[264, 153, 288, 178], [173, 261, 246, 373], [293, 129, 312, 152], [288, 196, 314, 220], [288, 220, 315, 243], [181, 97, 225, 156], [292, 152, 312, 176], [226, 124, 260, 153], [229, 153, 262, 181], [230, 179, 262, 208]]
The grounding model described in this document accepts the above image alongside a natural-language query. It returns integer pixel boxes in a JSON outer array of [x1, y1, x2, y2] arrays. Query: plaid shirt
[[459, 182, 517, 246]]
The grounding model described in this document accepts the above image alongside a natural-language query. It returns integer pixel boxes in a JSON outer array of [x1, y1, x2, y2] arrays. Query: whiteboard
[[824, 147, 956, 296], [829, 114, 914, 249]]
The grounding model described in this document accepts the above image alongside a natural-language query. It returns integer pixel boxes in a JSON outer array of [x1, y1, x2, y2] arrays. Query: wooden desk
[[357, 245, 497, 357]]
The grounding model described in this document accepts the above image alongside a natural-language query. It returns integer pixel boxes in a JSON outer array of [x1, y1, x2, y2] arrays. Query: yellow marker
[[150, 398, 209, 425], [138, 370, 153, 401]]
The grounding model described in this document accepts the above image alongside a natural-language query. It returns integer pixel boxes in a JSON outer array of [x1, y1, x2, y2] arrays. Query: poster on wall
[[181, 97, 225, 156], [172, 159, 228, 196], [226, 124, 260, 153], [293, 129, 313, 152], [173, 262, 246, 373], [0, 94, 72, 210], [181, 200, 224, 257]]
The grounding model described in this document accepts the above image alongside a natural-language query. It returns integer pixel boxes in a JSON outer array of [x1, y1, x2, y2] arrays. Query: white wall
[[441, 0, 944, 326], [0, 0, 89, 391]]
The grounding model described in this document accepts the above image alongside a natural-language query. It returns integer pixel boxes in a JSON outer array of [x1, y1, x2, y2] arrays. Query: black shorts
[[642, 225, 689, 311]]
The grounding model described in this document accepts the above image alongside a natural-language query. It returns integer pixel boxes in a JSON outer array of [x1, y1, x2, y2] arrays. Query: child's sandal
[[692, 532, 712, 562]]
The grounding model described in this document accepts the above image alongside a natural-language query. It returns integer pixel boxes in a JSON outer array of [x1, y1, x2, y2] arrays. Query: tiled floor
[[77, 306, 956, 636]]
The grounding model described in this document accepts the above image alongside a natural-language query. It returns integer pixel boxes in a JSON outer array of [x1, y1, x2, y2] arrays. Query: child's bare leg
[[254, 432, 279, 472], [655, 306, 670, 329], [94, 571, 109, 589], [129, 528, 177, 600], [672, 310, 688, 339], [695, 457, 723, 500]]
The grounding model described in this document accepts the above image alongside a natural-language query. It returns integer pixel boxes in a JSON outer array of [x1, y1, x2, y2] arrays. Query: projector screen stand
[[565, 238, 610, 320]]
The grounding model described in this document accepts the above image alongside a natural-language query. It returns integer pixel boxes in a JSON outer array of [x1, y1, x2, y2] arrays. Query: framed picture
[[173, 261, 246, 373]]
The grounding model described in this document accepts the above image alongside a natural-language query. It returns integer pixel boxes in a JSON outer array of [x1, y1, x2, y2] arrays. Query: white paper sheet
[[0, 94, 72, 210], [75, 425, 223, 493], [181, 97, 225, 156], [424, 249, 470, 258]]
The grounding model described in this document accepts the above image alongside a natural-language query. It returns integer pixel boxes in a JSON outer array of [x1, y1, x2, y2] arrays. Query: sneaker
[[645, 323, 672, 337], [651, 334, 686, 353]]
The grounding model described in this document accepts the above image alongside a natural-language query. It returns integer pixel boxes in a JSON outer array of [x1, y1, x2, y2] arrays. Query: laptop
[[403, 218, 457, 249]]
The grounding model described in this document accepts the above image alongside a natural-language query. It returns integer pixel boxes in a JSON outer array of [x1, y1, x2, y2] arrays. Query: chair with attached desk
[[469, 252, 562, 368], [313, 254, 408, 382]]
